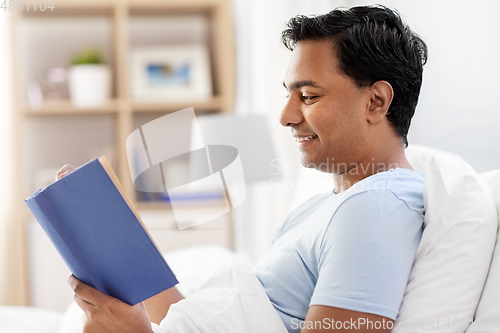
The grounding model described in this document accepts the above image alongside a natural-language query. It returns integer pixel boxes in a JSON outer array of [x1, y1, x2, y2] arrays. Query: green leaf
[[71, 48, 104, 65]]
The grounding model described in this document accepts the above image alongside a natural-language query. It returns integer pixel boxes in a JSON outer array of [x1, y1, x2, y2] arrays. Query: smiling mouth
[[295, 134, 318, 143]]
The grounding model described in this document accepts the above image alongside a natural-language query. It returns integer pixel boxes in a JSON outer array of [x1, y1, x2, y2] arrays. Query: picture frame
[[130, 44, 212, 102]]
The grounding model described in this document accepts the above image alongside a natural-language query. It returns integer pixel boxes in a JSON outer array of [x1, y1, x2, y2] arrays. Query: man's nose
[[279, 95, 303, 127]]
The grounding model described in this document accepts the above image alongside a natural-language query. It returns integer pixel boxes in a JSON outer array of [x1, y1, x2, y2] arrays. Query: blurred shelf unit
[[11, 0, 235, 210], [10, 0, 235, 308]]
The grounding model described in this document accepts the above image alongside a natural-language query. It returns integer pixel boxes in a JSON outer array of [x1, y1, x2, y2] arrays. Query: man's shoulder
[[347, 168, 423, 193], [287, 168, 424, 218], [337, 168, 425, 219], [316, 169, 425, 249]]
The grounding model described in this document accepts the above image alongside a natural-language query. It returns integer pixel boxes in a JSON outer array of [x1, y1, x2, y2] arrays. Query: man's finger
[[73, 293, 94, 313], [68, 275, 104, 306], [56, 164, 74, 180]]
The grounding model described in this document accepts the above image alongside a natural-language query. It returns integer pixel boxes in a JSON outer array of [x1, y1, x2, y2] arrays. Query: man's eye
[[301, 95, 317, 102]]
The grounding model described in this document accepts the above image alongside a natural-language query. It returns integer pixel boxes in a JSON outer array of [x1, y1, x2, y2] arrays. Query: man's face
[[281, 40, 371, 174]]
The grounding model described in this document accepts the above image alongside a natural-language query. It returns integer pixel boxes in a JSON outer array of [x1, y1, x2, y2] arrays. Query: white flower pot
[[68, 64, 111, 108]]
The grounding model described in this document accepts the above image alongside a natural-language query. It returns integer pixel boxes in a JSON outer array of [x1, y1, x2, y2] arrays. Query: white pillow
[[466, 170, 500, 333], [393, 145, 497, 332]]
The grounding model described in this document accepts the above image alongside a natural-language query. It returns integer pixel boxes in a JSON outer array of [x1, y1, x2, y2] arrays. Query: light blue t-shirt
[[253, 168, 425, 333]]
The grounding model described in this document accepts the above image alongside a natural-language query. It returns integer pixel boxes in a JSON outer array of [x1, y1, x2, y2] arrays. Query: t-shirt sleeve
[[309, 189, 424, 320]]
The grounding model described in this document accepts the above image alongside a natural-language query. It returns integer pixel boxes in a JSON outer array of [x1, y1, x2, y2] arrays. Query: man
[[252, 5, 427, 332], [64, 5, 427, 333]]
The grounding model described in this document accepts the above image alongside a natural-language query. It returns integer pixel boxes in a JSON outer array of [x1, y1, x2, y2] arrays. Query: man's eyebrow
[[283, 80, 324, 91]]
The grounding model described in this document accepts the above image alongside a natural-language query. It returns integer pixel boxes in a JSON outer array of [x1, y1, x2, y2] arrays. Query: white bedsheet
[[47, 246, 287, 333], [0, 306, 62, 333], [152, 256, 288, 333], [0, 246, 287, 333]]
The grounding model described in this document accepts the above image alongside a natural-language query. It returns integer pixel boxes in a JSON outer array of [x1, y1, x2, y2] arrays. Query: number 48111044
[[1, 0, 55, 11]]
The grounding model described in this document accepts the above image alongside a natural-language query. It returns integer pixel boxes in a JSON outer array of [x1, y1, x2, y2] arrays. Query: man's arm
[[301, 190, 422, 333], [143, 285, 184, 324], [301, 305, 393, 332]]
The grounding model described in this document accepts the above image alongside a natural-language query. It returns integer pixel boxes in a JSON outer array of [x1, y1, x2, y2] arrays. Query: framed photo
[[130, 45, 212, 102]]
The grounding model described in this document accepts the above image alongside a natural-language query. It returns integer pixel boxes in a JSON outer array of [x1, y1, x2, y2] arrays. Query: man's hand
[[68, 275, 153, 333]]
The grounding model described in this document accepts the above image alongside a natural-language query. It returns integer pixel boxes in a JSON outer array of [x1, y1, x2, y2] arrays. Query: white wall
[[346, 0, 500, 172]]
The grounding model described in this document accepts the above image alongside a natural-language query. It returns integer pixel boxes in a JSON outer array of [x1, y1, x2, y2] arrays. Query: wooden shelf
[[23, 100, 120, 116], [22, 97, 226, 116], [132, 96, 223, 113], [136, 198, 228, 210]]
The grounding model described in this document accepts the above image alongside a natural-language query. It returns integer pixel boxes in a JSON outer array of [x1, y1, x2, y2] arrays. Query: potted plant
[[68, 48, 111, 107]]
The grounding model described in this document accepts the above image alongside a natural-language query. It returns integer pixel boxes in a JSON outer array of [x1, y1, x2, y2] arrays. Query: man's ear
[[366, 80, 393, 124]]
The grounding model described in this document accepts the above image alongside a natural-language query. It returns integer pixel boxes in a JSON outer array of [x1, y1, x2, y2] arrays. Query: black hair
[[282, 5, 428, 147]]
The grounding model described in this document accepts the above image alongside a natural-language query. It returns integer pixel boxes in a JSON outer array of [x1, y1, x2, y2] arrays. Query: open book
[[25, 156, 178, 305]]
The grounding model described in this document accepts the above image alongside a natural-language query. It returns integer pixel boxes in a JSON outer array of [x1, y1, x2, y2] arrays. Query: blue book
[[25, 156, 178, 305]]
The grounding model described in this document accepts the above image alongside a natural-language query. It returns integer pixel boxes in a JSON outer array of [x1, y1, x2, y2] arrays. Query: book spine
[[25, 195, 97, 290]]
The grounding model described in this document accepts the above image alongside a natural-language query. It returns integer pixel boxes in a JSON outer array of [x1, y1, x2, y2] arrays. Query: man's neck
[[332, 147, 412, 194]]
